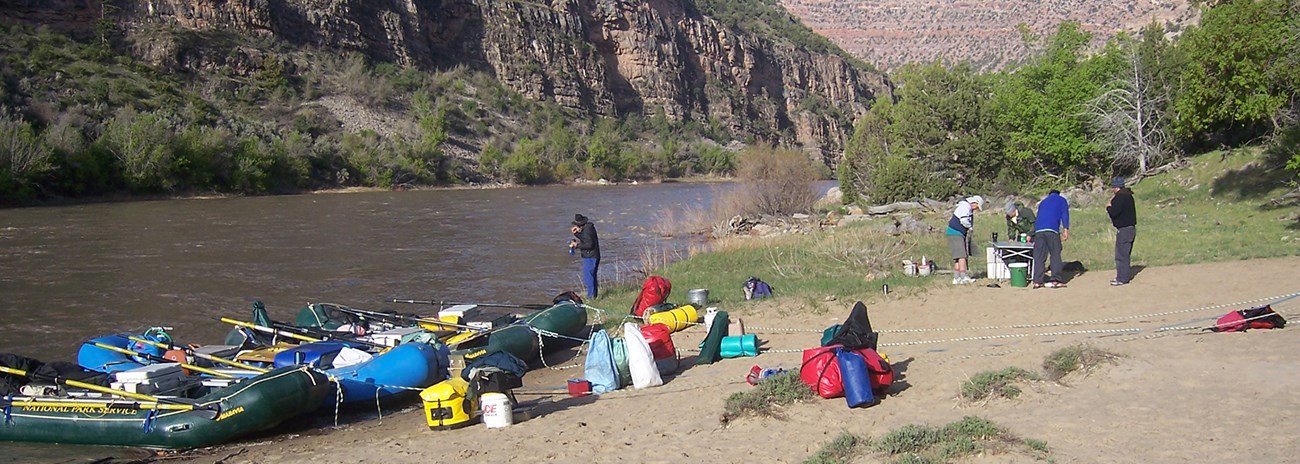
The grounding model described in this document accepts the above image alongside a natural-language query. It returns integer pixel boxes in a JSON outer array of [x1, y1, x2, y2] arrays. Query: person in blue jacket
[[1031, 190, 1070, 288], [569, 214, 601, 299]]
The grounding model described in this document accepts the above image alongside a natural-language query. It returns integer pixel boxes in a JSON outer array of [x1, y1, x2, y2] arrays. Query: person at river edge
[[1031, 189, 1070, 288], [946, 195, 984, 285], [569, 214, 600, 299], [1106, 176, 1137, 286]]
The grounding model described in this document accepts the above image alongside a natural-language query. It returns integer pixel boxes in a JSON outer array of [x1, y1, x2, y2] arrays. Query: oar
[[219, 317, 322, 343], [85, 342, 234, 378], [0, 398, 199, 412], [389, 298, 553, 310], [127, 336, 268, 374], [264, 320, 386, 349], [331, 305, 488, 332], [0, 366, 219, 418]]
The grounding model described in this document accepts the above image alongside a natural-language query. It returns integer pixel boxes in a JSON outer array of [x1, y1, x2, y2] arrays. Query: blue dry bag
[[836, 348, 875, 408]]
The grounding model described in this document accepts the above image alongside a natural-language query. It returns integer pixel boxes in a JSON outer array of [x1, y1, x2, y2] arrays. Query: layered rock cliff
[[1, 0, 890, 162], [780, 0, 1198, 72]]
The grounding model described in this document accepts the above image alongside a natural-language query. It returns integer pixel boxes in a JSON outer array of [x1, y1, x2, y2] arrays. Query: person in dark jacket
[[1106, 176, 1137, 286], [1004, 200, 1036, 239], [1031, 190, 1070, 288], [569, 214, 601, 299]]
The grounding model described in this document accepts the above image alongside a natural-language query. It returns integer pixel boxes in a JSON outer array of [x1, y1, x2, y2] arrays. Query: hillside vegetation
[[835, 0, 1299, 205]]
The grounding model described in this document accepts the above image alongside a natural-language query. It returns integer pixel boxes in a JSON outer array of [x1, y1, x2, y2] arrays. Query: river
[[0, 182, 740, 359], [0, 180, 836, 461]]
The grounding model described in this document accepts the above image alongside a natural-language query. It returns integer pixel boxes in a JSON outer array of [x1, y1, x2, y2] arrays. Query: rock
[[866, 201, 924, 215], [821, 187, 843, 203]]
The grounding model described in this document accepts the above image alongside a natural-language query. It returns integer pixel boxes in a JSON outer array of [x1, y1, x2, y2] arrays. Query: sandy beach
[[174, 255, 1300, 464]]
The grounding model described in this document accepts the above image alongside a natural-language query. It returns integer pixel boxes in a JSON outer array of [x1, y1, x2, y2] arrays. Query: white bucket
[[902, 260, 917, 276], [480, 392, 513, 428], [687, 288, 709, 306]]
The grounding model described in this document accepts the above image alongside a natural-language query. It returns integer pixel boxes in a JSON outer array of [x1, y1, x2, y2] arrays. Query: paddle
[[389, 299, 553, 310], [126, 336, 269, 374], [0, 365, 219, 419], [84, 342, 235, 378]]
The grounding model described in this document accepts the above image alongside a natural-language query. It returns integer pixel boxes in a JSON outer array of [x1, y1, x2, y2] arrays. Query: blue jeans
[[581, 257, 600, 299]]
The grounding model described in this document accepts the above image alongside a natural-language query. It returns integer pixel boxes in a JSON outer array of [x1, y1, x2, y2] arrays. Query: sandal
[[1032, 283, 1045, 289], [1045, 281, 1066, 288]]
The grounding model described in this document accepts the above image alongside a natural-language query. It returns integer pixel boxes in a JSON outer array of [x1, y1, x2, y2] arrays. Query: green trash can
[[1009, 263, 1029, 288]]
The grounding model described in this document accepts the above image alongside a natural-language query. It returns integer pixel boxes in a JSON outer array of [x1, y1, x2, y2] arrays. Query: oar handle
[[127, 336, 268, 374]]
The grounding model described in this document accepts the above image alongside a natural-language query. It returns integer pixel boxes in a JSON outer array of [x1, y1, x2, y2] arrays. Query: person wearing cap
[[1031, 189, 1070, 288], [1004, 199, 1036, 239], [1106, 176, 1137, 286], [946, 195, 984, 284], [569, 214, 601, 299]]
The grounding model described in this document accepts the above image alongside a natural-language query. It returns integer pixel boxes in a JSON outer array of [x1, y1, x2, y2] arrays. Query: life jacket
[[631, 275, 672, 317]]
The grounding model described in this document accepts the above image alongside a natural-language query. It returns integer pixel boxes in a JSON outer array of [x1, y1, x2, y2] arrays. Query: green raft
[[450, 302, 589, 362], [0, 366, 330, 449]]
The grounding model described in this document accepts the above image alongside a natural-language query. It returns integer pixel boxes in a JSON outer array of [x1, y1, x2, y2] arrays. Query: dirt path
[[174, 256, 1300, 463]]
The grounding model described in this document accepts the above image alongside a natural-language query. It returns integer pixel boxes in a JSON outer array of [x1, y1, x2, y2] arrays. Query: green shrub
[[1042, 345, 1120, 381], [721, 371, 813, 422], [959, 367, 1038, 401], [874, 416, 1039, 463], [803, 432, 868, 464]]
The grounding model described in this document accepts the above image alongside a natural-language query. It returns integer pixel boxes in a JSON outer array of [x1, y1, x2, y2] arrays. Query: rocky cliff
[[780, 0, 1198, 72], [1, 0, 890, 162]]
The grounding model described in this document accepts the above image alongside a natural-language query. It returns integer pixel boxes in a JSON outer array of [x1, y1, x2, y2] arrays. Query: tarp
[[696, 310, 730, 365], [583, 329, 619, 393], [825, 301, 878, 351]]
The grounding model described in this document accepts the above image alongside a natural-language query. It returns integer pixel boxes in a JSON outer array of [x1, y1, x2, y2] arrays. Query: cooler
[[986, 247, 1010, 280], [368, 327, 428, 347], [111, 363, 184, 394]]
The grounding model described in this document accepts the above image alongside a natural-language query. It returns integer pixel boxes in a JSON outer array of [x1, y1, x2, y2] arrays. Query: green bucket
[[1009, 263, 1029, 288]]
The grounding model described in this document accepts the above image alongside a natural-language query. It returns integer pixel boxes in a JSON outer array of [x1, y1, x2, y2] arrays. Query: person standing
[[946, 195, 984, 284], [1106, 177, 1137, 286], [569, 214, 601, 299], [1031, 190, 1070, 288]]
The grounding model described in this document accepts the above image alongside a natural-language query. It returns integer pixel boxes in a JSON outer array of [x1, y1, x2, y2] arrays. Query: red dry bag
[[631, 276, 672, 318]]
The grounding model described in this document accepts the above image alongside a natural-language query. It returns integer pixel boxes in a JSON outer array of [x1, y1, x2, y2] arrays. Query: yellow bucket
[[646, 304, 698, 333]]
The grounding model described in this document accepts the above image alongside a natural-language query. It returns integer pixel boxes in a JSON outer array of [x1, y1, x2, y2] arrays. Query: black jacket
[[574, 222, 600, 259], [1107, 188, 1136, 228]]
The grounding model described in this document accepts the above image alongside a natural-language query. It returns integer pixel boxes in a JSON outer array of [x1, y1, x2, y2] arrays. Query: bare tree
[[1085, 47, 1171, 177]]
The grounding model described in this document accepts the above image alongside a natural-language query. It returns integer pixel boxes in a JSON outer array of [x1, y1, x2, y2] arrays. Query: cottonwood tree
[[1084, 40, 1171, 176]]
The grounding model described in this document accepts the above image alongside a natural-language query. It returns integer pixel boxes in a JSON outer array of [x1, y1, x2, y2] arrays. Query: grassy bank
[[592, 148, 1299, 314]]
